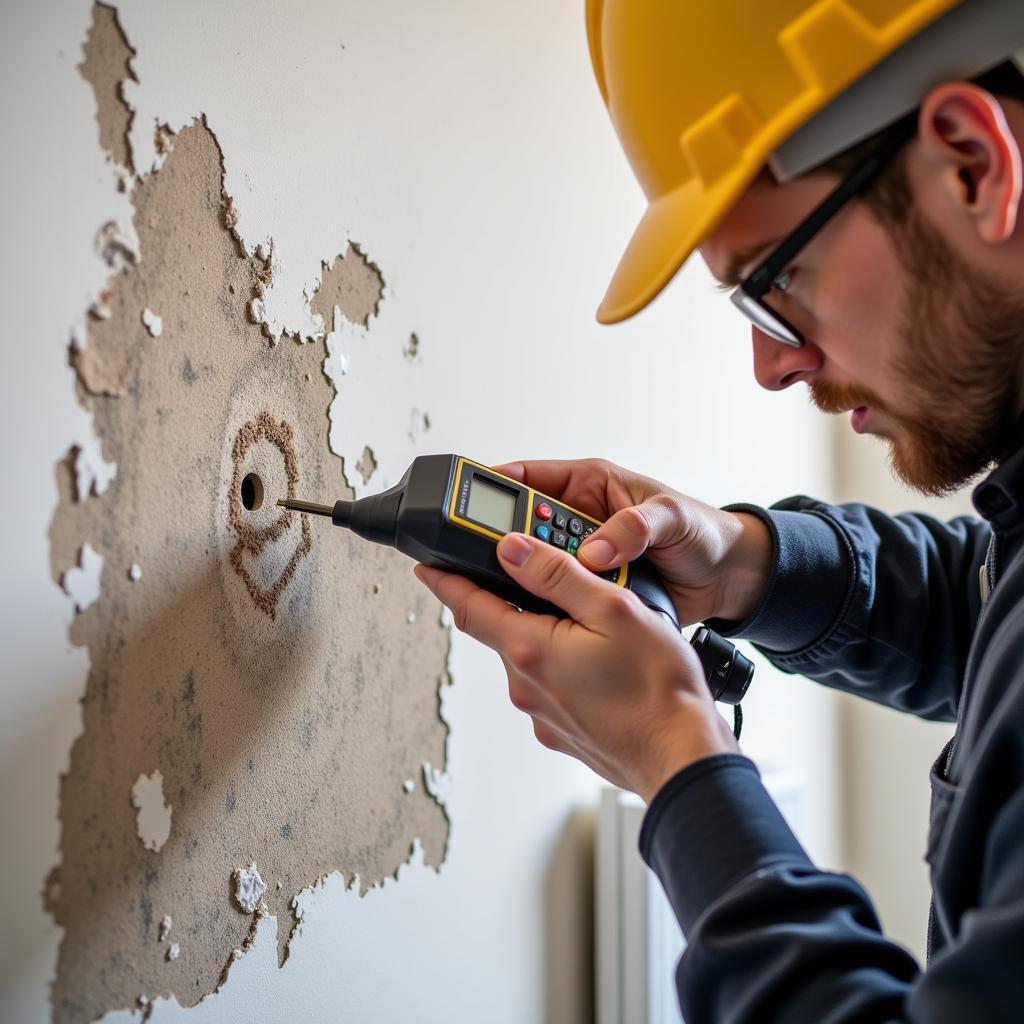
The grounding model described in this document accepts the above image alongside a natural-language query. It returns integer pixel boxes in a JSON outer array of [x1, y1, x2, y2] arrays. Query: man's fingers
[[414, 564, 527, 652], [496, 533, 632, 629], [578, 497, 687, 571]]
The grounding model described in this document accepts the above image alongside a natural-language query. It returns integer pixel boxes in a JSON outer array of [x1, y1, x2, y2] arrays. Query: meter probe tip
[[276, 497, 334, 517]]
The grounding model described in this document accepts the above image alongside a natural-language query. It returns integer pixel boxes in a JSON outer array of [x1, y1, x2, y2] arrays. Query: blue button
[[534, 524, 551, 541]]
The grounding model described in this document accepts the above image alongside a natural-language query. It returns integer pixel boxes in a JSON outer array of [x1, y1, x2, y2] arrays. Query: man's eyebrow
[[715, 238, 781, 290]]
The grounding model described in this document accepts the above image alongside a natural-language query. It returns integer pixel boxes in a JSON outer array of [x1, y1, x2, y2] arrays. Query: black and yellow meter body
[[278, 453, 753, 706]]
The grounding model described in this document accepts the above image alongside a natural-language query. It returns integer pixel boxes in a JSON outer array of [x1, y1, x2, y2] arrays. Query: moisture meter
[[278, 454, 753, 705]]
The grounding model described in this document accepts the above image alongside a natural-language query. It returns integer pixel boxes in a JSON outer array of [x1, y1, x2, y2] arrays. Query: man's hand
[[413, 532, 738, 801], [493, 458, 772, 626]]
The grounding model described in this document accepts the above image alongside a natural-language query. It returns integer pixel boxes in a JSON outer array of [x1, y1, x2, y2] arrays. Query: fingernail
[[580, 538, 615, 567], [498, 533, 532, 566]]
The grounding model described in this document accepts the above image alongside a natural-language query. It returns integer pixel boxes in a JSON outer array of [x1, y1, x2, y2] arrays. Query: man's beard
[[811, 211, 1024, 496]]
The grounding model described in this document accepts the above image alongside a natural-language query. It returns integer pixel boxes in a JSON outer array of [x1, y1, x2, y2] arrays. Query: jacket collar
[[972, 411, 1024, 529]]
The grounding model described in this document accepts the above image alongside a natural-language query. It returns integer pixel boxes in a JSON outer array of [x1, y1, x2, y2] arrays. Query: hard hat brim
[[596, 161, 762, 325]]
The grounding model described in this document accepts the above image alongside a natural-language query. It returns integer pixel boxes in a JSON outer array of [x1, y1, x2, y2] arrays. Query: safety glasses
[[730, 114, 918, 347]]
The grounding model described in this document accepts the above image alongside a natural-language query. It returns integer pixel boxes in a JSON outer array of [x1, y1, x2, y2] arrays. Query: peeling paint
[[310, 243, 385, 332], [354, 445, 377, 485], [141, 308, 163, 337], [131, 770, 172, 852], [95, 219, 140, 270], [60, 542, 103, 613], [422, 760, 454, 815], [166, 943, 180, 962], [232, 863, 267, 915], [78, 2, 137, 171], [94, 840, 443, 1022], [402, 779, 415, 794], [49, 89, 451, 1024]]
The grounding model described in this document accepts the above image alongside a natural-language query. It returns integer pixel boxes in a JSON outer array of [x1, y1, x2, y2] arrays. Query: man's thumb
[[578, 504, 661, 572], [497, 532, 608, 623]]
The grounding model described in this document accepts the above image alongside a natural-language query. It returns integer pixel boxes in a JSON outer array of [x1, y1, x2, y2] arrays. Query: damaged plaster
[[60, 542, 104, 614], [310, 243, 385, 332], [141, 308, 163, 337], [78, 2, 137, 171], [46, 10, 452, 1023], [131, 770, 173, 852], [354, 445, 377, 485], [232, 863, 267, 916]]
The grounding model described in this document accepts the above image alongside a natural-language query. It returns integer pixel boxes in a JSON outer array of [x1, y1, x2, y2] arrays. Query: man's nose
[[751, 325, 823, 391]]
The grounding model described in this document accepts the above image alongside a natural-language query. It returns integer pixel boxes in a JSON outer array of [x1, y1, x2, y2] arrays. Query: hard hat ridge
[[586, 0, 1024, 324]]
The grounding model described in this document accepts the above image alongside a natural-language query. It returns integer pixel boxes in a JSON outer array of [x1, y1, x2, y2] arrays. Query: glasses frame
[[730, 113, 918, 347]]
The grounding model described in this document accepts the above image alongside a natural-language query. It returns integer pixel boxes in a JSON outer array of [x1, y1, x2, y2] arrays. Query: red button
[[535, 502, 553, 521]]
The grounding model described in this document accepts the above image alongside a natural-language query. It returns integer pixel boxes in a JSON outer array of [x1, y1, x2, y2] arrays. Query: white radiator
[[596, 771, 803, 1024]]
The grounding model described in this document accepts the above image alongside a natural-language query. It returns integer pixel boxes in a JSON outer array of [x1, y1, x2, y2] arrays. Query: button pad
[[527, 494, 625, 585]]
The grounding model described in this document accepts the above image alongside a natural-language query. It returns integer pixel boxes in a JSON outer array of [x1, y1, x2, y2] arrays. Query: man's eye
[[771, 269, 794, 294]]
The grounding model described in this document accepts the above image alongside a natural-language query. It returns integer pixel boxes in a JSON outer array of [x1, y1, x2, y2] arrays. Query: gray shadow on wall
[[544, 807, 597, 1024]]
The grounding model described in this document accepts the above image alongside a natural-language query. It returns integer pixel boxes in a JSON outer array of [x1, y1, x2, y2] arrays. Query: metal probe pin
[[276, 498, 334, 517]]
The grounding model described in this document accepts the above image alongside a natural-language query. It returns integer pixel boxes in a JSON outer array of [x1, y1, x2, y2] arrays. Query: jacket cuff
[[639, 755, 811, 935], [705, 504, 855, 655]]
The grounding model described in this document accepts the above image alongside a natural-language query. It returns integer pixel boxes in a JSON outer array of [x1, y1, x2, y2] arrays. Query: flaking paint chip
[[159, 915, 172, 941], [128, 562, 142, 582], [166, 943, 180, 962], [232, 863, 267, 914], [130, 770, 172, 852], [355, 445, 377, 485], [61, 542, 104, 613], [403, 779, 415, 794], [141, 308, 163, 337]]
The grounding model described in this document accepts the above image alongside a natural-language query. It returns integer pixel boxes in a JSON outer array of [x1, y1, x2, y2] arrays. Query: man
[[414, 2, 1024, 1019]]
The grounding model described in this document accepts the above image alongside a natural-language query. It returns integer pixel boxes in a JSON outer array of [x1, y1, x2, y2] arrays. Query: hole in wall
[[241, 472, 264, 512]]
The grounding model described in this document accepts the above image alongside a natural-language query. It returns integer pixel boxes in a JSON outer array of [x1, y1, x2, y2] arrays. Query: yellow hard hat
[[587, 0, 961, 324]]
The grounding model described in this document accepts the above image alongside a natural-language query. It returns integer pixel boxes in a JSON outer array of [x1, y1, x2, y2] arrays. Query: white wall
[[0, 2, 838, 1020]]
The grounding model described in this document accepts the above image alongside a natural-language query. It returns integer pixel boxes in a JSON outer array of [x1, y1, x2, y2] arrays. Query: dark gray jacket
[[641, 438, 1024, 1022]]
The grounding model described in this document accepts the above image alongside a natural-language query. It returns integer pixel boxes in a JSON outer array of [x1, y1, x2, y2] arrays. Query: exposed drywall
[[45, 11, 452, 1021]]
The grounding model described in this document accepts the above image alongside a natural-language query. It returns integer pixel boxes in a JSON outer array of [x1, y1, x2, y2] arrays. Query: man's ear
[[917, 82, 1023, 243]]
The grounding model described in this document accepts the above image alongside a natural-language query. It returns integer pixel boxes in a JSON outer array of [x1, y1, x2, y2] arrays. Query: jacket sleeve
[[706, 497, 991, 722], [641, 752, 1024, 1023]]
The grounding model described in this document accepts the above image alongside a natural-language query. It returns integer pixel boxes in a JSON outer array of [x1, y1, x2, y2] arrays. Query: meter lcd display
[[467, 476, 517, 533]]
